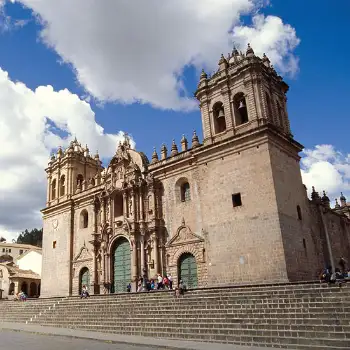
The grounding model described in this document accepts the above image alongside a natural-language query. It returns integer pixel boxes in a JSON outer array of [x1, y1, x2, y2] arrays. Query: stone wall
[[41, 206, 72, 297]]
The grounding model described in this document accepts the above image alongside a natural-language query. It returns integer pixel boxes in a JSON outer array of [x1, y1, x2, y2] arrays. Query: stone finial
[[262, 53, 271, 67], [232, 46, 239, 56], [151, 147, 159, 163], [340, 192, 346, 207], [246, 43, 255, 57], [181, 217, 186, 226], [50, 153, 56, 162], [218, 54, 228, 70], [170, 140, 178, 157], [335, 198, 340, 209], [84, 144, 90, 157], [311, 186, 320, 201], [94, 151, 100, 160], [161, 144, 167, 160], [57, 146, 63, 158], [321, 190, 330, 208], [181, 134, 188, 152], [191, 130, 200, 148], [200, 69, 207, 80]]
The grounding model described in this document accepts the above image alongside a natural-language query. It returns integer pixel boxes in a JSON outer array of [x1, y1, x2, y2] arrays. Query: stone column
[[109, 197, 113, 225], [140, 235, 145, 273], [101, 199, 106, 224], [131, 238, 138, 285], [139, 187, 144, 221], [47, 176, 51, 204], [123, 192, 128, 217], [153, 235, 159, 274]]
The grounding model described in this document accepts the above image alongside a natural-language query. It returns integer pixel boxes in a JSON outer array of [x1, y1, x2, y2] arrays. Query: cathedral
[[41, 45, 350, 297]]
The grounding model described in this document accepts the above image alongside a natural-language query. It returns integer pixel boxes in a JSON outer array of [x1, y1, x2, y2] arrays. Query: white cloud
[[232, 14, 300, 76], [301, 145, 350, 202], [0, 68, 130, 241], [10, 0, 299, 110]]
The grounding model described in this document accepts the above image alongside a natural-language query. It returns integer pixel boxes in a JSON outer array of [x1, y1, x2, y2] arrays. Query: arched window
[[277, 101, 284, 128], [233, 93, 248, 126], [80, 209, 88, 229], [77, 174, 84, 188], [297, 205, 302, 220], [265, 92, 273, 121], [212, 102, 226, 134], [114, 193, 123, 217], [60, 175, 65, 196], [51, 179, 57, 200], [181, 182, 191, 202]]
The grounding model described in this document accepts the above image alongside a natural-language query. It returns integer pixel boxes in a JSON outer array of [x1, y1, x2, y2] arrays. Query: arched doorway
[[178, 253, 198, 289], [21, 282, 28, 295], [112, 237, 131, 293], [29, 282, 37, 297], [79, 267, 90, 294], [8, 282, 15, 296]]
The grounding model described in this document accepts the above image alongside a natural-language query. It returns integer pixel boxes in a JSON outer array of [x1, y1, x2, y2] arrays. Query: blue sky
[[0, 0, 349, 238]]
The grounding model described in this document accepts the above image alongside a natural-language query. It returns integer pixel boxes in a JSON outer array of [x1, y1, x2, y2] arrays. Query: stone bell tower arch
[[195, 44, 292, 147]]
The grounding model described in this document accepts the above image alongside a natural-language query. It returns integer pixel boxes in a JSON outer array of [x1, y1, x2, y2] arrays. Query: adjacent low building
[[0, 247, 42, 299]]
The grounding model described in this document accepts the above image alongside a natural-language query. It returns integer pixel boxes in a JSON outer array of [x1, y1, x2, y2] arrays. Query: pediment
[[166, 221, 204, 247], [73, 245, 93, 262]]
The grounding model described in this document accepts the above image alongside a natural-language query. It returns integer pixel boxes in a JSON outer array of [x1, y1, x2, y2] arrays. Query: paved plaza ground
[[0, 323, 294, 350], [0, 330, 155, 350]]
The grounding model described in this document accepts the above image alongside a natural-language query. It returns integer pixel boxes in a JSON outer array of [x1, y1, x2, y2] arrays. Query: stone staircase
[[1, 282, 350, 349], [1, 297, 64, 323]]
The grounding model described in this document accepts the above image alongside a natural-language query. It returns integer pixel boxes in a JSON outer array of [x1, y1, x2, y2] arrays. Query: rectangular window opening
[[53, 241, 57, 249], [232, 193, 242, 207]]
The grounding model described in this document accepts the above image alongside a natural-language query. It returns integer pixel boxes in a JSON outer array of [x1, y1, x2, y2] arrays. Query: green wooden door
[[113, 238, 131, 293], [179, 253, 198, 288], [80, 268, 90, 293]]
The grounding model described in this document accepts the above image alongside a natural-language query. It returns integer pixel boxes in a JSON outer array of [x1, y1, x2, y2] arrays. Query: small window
[[213, 102, 227, 134], [232, 193, 242, 207], [80, 209, 89, 229], [51, 179, 57, 200], [2, 248, 4, 253], [0, 270, 3, 278], [234, 93, 249, 126], [297, 205, 302, 220], [60, 175, 65, 196], [181, 182, 191, 202], [9, 249, 11, 253], [19, 249, 23, 255], [53, 241, 57, 249], [303, 238, 307, 257]]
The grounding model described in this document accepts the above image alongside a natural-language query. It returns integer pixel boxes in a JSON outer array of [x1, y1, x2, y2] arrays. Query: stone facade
[[41, 45, 350, 297]]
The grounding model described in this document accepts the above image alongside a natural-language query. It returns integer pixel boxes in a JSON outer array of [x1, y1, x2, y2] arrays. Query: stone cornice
[[149, 125, 303, 178]]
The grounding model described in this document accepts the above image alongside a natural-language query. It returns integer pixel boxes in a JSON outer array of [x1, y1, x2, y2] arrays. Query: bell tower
[[195, 44, 292, 146]]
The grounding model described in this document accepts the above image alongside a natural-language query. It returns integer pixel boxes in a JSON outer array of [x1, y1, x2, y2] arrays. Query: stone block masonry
[[1, 282, 350, 349]]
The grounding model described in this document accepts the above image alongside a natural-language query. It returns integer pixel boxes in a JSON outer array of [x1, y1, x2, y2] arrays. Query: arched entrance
[[29, 282, 37, 297], [8, 282, 15, 296], [178, 253, 198, 289], [112, 237, 131, 293], [21, 282, 28, 295], [79, 267, 90, 294]]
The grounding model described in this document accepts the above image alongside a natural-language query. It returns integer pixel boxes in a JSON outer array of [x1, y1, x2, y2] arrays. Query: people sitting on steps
[[175, 280, 187, 298], [80, 285, 90, 299]]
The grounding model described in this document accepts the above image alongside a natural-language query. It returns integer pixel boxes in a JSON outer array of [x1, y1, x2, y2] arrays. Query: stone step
[[31, 316, 350, 326], [55, 298, 350, 309], [35, 323, 350, 348], [53, 297, 350, 304], [33, 318, 350, 332], [66, 287, 350, 299]]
